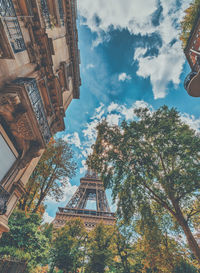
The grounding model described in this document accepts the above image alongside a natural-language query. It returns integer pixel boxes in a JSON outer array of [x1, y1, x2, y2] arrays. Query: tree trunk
[[19, 182, 35, 211], [26, 187, 38, 211], [178, 216, 200, 263], [32, 194, 45, 213], [172, 200, 200, 264]]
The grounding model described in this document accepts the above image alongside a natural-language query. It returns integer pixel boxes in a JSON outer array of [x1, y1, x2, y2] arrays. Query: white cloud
[[46, 178, 78, 204], [106, 114, 121, 126], [63, 132, 81, 149], [118, 73, 132, 82], [120, 100, 151, 120], [180, 114, 200, 132], [134, 39, 185, 99], [80, 159, 87, 174], [43, 212, 54, 223], [78, 0, 189, 98], [91, 109, 105, 120], [132, 0, 189, 99], [78, 0, 157, 36], [82, 119, 99, 143], [86, 63, 95, 69], [108, 102, 121, 113]]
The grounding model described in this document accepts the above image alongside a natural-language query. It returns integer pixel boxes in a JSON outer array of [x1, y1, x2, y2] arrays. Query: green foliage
[[88, 106, 200, 263], [173, 260, 199, 273], [51, 219, 87, 273], [111, 223, 136, 273], [1, 212, 198, 273], [86, 222, 114, 273], [180, 0, 200, 48], [0, 210, 51, 272], [18, 138, 76, 214]]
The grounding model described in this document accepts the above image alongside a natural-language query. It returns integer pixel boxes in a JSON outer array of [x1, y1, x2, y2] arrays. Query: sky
[[44, 0, 200, 223]]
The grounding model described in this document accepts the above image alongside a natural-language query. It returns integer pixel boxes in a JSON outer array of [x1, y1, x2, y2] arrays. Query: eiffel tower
[[53, 170, 115, 230]]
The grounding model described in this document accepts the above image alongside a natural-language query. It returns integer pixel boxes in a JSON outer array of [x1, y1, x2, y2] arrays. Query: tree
[[111, 223, 136, 273], [88, 106, 200, 263], [51, 219, 87, 273], [86, 222, 114, 273], [180, 0, 200, 48], [18, 138, 76, 214], [173, 260, 200, 273], [0, 210, 50, 272]]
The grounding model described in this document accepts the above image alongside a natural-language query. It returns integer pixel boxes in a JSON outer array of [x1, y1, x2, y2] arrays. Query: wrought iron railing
[[0, 0, 26, 53], [0, 0, 15, 17], [58, 0, 64, 26], [15, 78, 52, 144], [184, 71, 197, 90], [40, 0, 51, 28], [0, 185, 10, 215]]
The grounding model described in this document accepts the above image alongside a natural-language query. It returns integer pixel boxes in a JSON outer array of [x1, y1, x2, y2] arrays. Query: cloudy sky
[[45, 0, 200, 222]]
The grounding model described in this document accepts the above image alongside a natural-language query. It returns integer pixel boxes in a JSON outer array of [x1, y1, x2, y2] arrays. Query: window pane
[[0, 134, 16, 181]]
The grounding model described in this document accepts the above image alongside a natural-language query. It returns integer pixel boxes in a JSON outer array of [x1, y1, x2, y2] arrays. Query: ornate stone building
[[53, 171, 116, 231], [0, 0, 81, 236], [184, 16, 200, 97]]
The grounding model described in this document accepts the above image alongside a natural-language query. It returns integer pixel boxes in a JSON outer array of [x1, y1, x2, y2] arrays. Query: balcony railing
[[40, 0, 51, 29], [0, 0, 26, 53], [0, 185, 10, 215], [58, 0, 64, 26], [184, 71, 197, 90], [15, 78, 52, 144]]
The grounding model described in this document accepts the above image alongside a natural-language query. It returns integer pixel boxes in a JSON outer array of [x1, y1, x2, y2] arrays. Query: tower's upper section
[[85, 169, 99, 179], [80, 169, 102, 184]]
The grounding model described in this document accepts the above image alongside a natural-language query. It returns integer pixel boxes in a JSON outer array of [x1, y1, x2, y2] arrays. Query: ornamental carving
[[0, 92, 36, 154], [0, 93, 20, 121], [10, 113, 35, 141], [18, 141, 42, 169], [0, 93, 35, 141]]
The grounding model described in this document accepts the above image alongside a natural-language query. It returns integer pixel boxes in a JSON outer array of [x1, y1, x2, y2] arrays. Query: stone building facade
[[0, 0, 81, 236], [184, 16, 200, 97]]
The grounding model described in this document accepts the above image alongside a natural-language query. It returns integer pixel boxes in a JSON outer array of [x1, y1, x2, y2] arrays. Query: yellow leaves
[[33, 265, 48, 273], [180, 0, 200, 48]]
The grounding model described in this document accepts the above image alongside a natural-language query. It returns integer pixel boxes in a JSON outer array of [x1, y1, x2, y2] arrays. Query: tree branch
[[142, 180, 176, 217]]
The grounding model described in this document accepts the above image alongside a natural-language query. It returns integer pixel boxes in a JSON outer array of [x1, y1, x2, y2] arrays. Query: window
[[0, 132, 17, 182]]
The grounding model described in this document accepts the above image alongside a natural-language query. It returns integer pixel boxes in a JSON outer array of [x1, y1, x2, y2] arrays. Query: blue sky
[[44, 0, 200, 222]]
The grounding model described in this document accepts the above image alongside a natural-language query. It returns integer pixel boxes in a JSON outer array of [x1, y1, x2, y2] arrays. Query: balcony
[[0, 0, 26, 54], [0, 185, 10, 215], [40, 0, 51, 29], [15, 78, 52, 144], [184, 71, 200, 97]]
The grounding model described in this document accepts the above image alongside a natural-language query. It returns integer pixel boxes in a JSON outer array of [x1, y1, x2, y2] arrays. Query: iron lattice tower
[[53, 170, 115, 230]]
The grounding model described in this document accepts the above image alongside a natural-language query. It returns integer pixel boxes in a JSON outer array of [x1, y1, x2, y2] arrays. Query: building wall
[[0, 0, 81, 236], [184, 17, 200, 97]]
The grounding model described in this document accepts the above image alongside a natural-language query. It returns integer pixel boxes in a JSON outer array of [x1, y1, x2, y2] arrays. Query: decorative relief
[[11, 113, 35, 141], [18, 140, 42, 169], [0, 92, 37, 157], [0, 93, 35, 140], [0, 93, 20, 122]]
